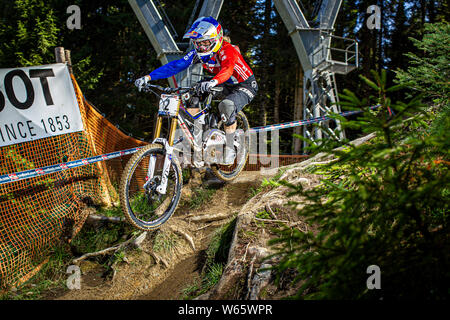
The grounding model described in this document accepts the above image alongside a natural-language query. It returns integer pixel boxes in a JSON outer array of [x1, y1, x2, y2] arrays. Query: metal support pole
[[273, 0, 357, 149]]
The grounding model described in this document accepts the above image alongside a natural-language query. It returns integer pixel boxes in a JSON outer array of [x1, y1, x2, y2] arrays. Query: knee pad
[[218, 99, 236, 126]]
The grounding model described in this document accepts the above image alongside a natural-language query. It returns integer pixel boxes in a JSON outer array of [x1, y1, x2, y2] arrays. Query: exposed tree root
[[72, 232, 147, 264], [247, 263, 272, 300], [189, 213, 231, 223], [85, 214, 125, 225], [148, 251, 169, 269], [170, 227, 196, 251], [194, 218, 234, 231], [265, 204, 277, 220], [245, 256, 257, 300]]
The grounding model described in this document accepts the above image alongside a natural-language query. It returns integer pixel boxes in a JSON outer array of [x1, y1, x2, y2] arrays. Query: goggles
[[194, 39, 216, 53]]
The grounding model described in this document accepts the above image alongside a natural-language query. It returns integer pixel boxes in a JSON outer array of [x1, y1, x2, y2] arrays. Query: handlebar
[[142, 83, 223, 95], [142, 84, 190, 94]]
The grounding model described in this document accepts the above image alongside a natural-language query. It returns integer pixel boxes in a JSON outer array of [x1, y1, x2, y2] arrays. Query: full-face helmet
[[184, 16, 223, 62]]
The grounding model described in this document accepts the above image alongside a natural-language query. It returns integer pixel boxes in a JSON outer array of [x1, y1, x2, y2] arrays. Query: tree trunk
[[259, 0, 273, 127], [292, 66, 303, 154], [260, 101, 267, 126], [427, 1, 437, 22], [378, 0, 384, 71], [420, 0, 426, 26], [274, 76, 280, 125]]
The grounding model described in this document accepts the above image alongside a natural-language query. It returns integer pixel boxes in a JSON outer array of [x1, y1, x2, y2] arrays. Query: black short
[[218, 75, 258, 114]]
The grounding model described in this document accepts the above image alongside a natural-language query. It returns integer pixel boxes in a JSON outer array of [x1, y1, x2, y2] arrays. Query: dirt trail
[[53, 171, 271, 300]]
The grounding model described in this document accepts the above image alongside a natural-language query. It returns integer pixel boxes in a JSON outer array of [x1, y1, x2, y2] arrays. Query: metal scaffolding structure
[[274, 0, 358, 147]]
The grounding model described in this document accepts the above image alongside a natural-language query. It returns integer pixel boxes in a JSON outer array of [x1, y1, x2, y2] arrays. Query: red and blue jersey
[[149, 41, 254, 85]]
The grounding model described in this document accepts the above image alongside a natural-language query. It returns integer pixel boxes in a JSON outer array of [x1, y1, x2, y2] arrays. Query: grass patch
[[96, 205, 124, 218], [248, 184, 263, 199], [240, 229, 258, 241], [247, 169, 287, 200], [152, 230, 178, 254], [188, 187, 217, 210], [272, 167, 287, 182], [182, 168, 192, 184], [182, 219, 236, 299], [256, 210, 271, 220], [71, 220, 133, 256]]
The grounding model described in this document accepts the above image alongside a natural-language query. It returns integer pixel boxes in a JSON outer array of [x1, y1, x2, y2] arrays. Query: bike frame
[[149, 88, 216, 194], [154, 95, 214, 150]]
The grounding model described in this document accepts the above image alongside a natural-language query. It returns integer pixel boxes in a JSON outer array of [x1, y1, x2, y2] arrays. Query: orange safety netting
[[0, 72, 307, 290], [0, 74, 146, 290]]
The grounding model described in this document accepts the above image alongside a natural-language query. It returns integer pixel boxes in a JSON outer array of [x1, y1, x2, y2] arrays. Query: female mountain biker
[[135, 16, 258, 165]]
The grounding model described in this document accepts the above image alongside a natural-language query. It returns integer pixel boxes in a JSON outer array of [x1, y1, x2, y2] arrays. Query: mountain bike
[[119, 83, 249, 230]]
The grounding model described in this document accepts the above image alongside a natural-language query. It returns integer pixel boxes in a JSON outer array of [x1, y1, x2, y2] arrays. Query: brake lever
[[210, 87, 223, 93]]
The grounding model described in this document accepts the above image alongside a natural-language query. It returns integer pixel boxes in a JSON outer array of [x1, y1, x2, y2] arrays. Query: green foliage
[[1, 213, 136, 300], [188, 187, 217, 210], [0, 0, 59, 67], [248, 169, 287, 200], [270, 71, 450, 299], [256, 210, 271, 220], [182, 169, 192, 185], [96, 205, 124, 218], [72, 56, 104, 91], [152, 230, 178, 254], [182, 219, 236, 299], [395, 22, 450, 104], [395, 22, 450, 141], [71, 219, 133, 255], [206, 218, 236, 265], [248, 184, 263, 199], [181, 262, 224, 300], [429, 103, 450, 138], [130, 192, 158, 217], [260, 168, 288, 189]]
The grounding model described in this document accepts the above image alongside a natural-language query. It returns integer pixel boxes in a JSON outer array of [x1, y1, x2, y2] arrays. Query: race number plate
[[159, 94, 180, 117]]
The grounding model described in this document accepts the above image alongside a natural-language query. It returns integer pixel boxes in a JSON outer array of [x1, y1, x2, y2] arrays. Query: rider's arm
[[212, 45, 239, 84], [149, 50, 196, 80]]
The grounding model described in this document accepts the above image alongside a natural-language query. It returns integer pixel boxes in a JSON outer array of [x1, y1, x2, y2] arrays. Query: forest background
[[0, 0, 448, 153]]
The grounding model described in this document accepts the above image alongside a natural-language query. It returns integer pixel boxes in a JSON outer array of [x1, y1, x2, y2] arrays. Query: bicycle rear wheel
[[119, 144, 182, 230], [212, 111, 249, 182]]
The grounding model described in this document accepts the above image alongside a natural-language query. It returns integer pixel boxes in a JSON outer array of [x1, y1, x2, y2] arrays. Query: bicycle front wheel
[[119, 144, 182, 230]]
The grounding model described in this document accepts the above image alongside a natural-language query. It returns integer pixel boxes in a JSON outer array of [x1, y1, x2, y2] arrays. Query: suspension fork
[[143, 115, 165, 190], [156, 117, 178, 195], [143, 115, 163, 190], [146, 116, 179, 195]]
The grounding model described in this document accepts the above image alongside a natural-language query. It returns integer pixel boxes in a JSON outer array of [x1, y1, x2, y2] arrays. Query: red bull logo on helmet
[[187, 30, 199, 38]]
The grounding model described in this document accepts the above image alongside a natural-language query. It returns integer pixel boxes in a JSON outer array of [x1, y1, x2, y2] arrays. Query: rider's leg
[[219, 99, 238, 165], [218, 80, 258, 165], [224, 122, 237, 134]]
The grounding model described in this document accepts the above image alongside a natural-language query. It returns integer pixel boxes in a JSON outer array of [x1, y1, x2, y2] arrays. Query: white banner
[[0, 63, 84, 147]]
